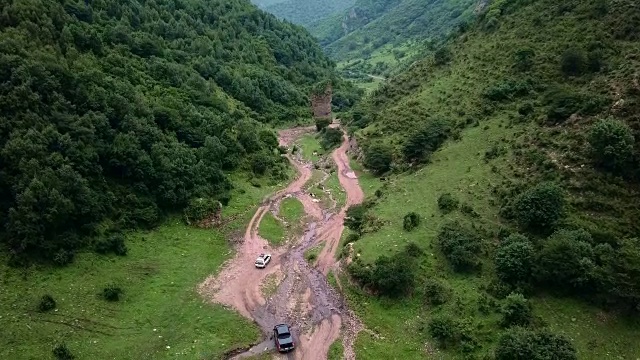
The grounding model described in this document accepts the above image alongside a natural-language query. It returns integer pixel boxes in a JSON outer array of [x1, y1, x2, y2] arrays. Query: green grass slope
[[0, 177, 284, 359], [343, 0, 640, 358]]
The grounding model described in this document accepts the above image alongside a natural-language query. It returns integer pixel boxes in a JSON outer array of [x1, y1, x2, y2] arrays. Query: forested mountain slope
[[342, 0, 640, 358], [258, 0, 356, 27], [0, 0, 343, 265], [310, 0, 477, 63]]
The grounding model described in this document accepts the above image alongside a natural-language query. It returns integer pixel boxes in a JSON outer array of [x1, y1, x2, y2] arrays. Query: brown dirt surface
[[199, 126, 365, 360]]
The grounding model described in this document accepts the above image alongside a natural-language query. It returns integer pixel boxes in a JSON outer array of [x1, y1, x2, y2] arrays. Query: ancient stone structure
[[311, 83, 332, 120]]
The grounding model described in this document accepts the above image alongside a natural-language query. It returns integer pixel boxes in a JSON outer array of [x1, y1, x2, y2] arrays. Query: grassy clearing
[[349, 156, 381, 199], [327, 338, 344, 360], [0, 175, 286, 360], [324, 171, 347, 209], [296, 133, 324, 163], [279, 197, 304, 224], [347, 118, 640, 358], [258, 212, 286, 245], [0, 223, 259, 360]]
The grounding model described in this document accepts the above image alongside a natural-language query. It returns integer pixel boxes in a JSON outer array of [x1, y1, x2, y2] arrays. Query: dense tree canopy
[[0, 0, 341, 264]]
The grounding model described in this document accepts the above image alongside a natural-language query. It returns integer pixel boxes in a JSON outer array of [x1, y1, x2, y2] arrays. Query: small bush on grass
[[424, 279, 452, 306], [495, 327, 577, 360], [403, 212, 421, 231], [512, 182, 565, 233], [102, 284, 123, 302], [428, 315, 479, 352], [53, 344, 74, 360], [437, 222, 483, 272], [95, 233, 128, 256], [495, 233, 535, 286], [437, 193, 459, 213], [38, 294, 56, 312], [501, 292, 533, 327]]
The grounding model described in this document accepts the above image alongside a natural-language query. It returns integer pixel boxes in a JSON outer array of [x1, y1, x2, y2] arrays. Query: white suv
[[255, 253, 272, 268]]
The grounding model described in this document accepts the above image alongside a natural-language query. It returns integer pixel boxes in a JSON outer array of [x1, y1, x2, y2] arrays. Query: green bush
[[344, 204, 367, 234], [95, 233, 128, 256], [53, 344, 75, 360], [495, 328, 577, 360], [544, 88, 584, 124], [424, 278, 452, 306], [434, 47, 453, 65], [513, 48, 535, 72], [428, 316, 478, 352], [536, 229, 595, 292], [437, 222, 482, 272], [513, 182, 565, 233], [588, 118, 635, 173], [364, 142, 393, 175], [501, 292, 533, 327], [561, 48, 586, 76], [437, 193, 459, 213], [495, 233, 535, 285], [403, 118, 451, 163], [184, 197, 223, 224], [428, 315, 458, 348], [321, 127, 343, 149], [403, 212, 421, 231], [483, 79, 532, 102], [38, 294, 56, 312], [315, 118, 331, 131], [102, 284, 123, 302]]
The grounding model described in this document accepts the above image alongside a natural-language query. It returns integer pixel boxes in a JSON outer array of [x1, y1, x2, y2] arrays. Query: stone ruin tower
[[310, 83, 332, 120]]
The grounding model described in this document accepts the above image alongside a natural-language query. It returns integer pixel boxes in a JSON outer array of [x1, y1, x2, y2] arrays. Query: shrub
[[495, 328, 577, 360], [320, 127, 343, 149], [403, 118, 451, 163], [437, 222, 482, 272], [495, 234, 535, 285], [437, 193, 459, 213], [53, 249, 74, 266], [403, 212, 420, 231], [315, 118, 331, 131], [501, 292, 533, 327], [428, 316, 478, 351], [102, 284, 123, 302], [252, 152, 273, 175], [536, 229, 595, 292], [588, 118, 635, 173], [184, 197, 223, 224], [517, 102, 535, 117], [424, 278, 452, 306], [38, 294, 56, 312], [364, 142, 393, 175], [513, 182, 565, 233], [513, 48, 535, 72], [544, 88, 584, 124], [483, 80, 532, 102], [344, 204, 367, 234], [561, 48, 586, 76], [434, 47, 453, 65], [369, 254, 416, 297], [428, 315, 458, 348], [346, 233, 360, 243], [95, 233, 128, 256], [53, 344, 75, 360]]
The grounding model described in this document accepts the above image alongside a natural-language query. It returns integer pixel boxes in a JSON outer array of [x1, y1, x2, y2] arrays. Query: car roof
[[274, 324, 290, 334]]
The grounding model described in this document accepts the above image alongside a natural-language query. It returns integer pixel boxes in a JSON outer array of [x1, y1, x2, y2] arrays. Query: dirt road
[[199, 126, 365, 359]]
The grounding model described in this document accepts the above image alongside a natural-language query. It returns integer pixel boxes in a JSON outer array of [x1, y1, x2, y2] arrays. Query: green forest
[[0, 0, 357, 265], [258, 0, 355, 27]]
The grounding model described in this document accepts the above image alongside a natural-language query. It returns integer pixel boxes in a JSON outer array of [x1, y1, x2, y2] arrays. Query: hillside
[[259, 0, 356, 27], [310, 0, 478, 72], [0, 0, 346, 265], [342, 0, 640, 358]]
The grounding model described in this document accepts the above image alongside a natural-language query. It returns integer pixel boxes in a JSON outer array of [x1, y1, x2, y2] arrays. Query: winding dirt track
[[199, 126, 364, 359]]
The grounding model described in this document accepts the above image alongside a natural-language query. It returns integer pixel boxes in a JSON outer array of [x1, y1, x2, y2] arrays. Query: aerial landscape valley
[[1, 0, 640, 359]]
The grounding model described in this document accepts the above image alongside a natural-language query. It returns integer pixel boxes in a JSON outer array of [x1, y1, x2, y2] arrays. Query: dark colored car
[[273, 324, 295, 352]]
